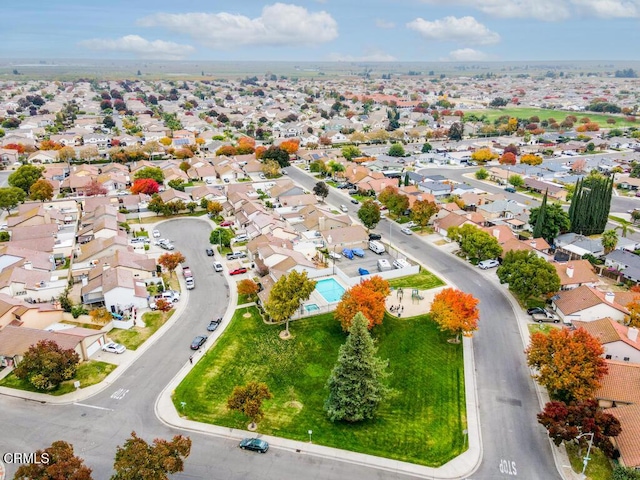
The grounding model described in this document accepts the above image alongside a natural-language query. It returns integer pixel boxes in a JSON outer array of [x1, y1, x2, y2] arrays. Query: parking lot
[[332, 244, 414, 278]]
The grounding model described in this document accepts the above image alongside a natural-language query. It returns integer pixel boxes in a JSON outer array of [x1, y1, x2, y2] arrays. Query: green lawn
[[565, 443, 613, 480], [109, 310, 173, 350], [388, 268, 445, 290], [0, 360, 116, 396], [527, 323, 556, 336], [465, 107, 637, 128], [173, 307, 466, 466]]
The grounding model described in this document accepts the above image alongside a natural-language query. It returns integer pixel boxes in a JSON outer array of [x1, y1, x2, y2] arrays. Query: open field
[[173, 307, 466, 466], [465, 107, 637, 128]]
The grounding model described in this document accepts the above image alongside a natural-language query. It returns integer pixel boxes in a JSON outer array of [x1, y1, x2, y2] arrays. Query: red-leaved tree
[[130, 178, 159, 195]]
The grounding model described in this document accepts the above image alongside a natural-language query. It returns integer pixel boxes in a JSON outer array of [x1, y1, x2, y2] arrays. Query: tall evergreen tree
[[404, 172, 410, 187], [532, 189, 548, 239], [569, 176, 613, 235], [325, 312, 390, 422]]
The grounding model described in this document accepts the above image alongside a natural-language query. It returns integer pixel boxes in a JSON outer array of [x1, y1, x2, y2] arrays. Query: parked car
[[358, 267, 370, 275], [504, 186, 517, 193], [340, 205, 348, 212], [160, 243, 175, 250], [207, 318, 222, 331], [478, 259, 500, 270], [404, 221, 417, 228], [206, 248, 214, 256], [220, 220, 234, 227], [352, 248, 365, 257], [152, 229, 161, 238], [342, 248, 354, 259], [532, 312, 561, 323], [213, 261, 223, 272], [229, 267, 248, 276], [239, 438, 269, 453], [350, 198, 359, 205], [190, 335, 208, 350], [368, 233, 382, 241], [328, 251, 342, 261], [102, 342, 126, 354], [401, 227, 413, 235], [527, 307, 548, 316]]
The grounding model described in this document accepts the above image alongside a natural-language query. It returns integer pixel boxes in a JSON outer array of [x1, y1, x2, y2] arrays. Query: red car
[[220, 221, 234, 227], [229, 267, 248, 276]]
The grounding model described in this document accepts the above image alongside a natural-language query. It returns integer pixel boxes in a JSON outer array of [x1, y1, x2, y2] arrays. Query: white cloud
[[407, 16, 500, 45], [79, 35, 194, 59], [138, 3, 338, 48], [419, 0, 640, 20], [446, 48, 489, 61], [375, 19, 396, 29], [327, 50, 396, 62]]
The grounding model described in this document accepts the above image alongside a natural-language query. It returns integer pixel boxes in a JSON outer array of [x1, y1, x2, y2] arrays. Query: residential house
[[551, 286, 629, 323], [605, 250, 640, 283], [574, 318, 640, 363], [555, 233, 605, 259], [552, 260, 599, 290]]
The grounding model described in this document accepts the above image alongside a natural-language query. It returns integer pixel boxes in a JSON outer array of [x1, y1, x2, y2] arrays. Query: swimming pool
[[305, 304, 320, 312], [315, 278, 346, 303]]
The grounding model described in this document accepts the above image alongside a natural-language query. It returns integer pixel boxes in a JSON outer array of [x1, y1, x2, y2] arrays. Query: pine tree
[[324, 312, 390, 422], [404, 172, 410, 187], [532, 189, 548, 239]]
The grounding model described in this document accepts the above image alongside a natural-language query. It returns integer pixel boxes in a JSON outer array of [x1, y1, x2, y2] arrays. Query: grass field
[[465, 107, 637, 128], [173, 307, 466, 466], [0, 360, 116, 396], [388, 268, 445, 290], [109, 310, 173, 350], [565, 443, 613, 480]]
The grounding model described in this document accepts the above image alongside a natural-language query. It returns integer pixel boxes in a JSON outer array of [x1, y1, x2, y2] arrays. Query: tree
[[178, 161, 191, 173], [537, 399, 621, 458], [526, 327, 607, 403], [499, 152, 517, 165], [613, 466, 640, 480], [263, 270, 316, 336], [388, 143, 405, 157], [79, 146, 99, 163], [261, 159, 280, 178], [475, 168, 489, 180], [497, 250, 561, 301], [14, 440, 94, 480], [90, 307, 114, 325], [57, 146, 75, 164], [410, 199, 438, 231], [422, 142, 432, 153], [625, 296, 640, 328], [508, 174, 524, 188], [210, 228, 233, 248], [8, 164, 45, 194], [207, 201, 223, 217], [335, 276, 390, 331], [521, 154, 543, 166], [29, 178, 53, 202], [131, 178, 160, 195], [569, 176, 614, 235], [0, 186, 27, 213], [157, 252, 186, 277], [133, 166, 164, 183], [341, 145, 362, 161], [186, 201, 197, 213], [14, 340, 80, 391], [529, 197, 570, 244], [386, 192, 409, 217], [601, 229, 618, 254], [429, 288, 479, 342], [471, 147, 498, 163], [237, 279, 259, 298], [490, 97, 508, 107], [357, 200, 381, 230], [227, 381, 273, 429], [447, 224, 502, 261], [111, 431, 191, 480], [313, 181, 329, 201], [448, 121, 464, 141], [279, 139, 300, 155], [261, 146, 290, 167], [324, 312, 390, 422]]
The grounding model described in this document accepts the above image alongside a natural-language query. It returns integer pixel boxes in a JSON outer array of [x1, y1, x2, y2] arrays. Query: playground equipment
[[412, 289, 424, 303]]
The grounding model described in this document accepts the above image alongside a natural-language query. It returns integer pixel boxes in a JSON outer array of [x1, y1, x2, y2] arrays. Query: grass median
[[173, 307, 466, 466]]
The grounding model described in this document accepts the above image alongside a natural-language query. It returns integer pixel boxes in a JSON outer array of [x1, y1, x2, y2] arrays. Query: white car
[[478, 259, 500, 269], [401, 227, 413, 235], [404, 221, 417, 228], [340, 205, 348, 212], [152, 229, 161, 238], [102, 342, 126, 354]]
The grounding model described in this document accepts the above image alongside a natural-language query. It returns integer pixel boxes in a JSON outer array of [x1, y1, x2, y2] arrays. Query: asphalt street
[[287, 166, 560, 480]]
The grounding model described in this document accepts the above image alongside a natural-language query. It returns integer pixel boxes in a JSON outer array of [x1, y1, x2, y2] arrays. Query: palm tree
[[601, 229, 619, 254], [615, 221, 634, 238]]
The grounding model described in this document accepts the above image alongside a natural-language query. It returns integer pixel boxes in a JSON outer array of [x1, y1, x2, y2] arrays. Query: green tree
[[569, 176, 614, 235], [167, 179, 185, 191], [324, 312, 390, 422], [227, 381, 273, 429], [448, 121, 464, 141], [497, 250, 561, 301], [14, 340, 80, 391], [410, 199, 438, 231], [133, 166, 164, 183], [313, 181, 329, 201], [111, 432, 191, 480], [529, 196, 570, 243], [210, 228, 233, 248], [601, 229, 618, 253], [263, 270, 316, 336], [14, 440, 94, 480], [8, 164, 45, 195], [341, 145, 362, 161], [327, 160, 346, 178], [447, 224, 502, 261], [0, 186, 27, 213], [357, 200, 381, 230], [613, 466, 640, 480], [386, 192, 409, 216], [508, 174, 524, 188], [262, 146, 290, 167], [388, 143, 405, 157], [403, 172, 410, 187], [474, 168, 489, 180], [421, 142, 432, 153]]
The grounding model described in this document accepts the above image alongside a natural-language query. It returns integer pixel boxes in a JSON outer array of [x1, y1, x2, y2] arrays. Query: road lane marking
[[110, 388, 129, 400], [499, 459, 517, 475], [73, 403, 113, 411]]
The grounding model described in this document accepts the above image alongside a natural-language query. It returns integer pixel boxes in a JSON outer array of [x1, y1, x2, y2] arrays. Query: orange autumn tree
[[236, 136, 255, 154], [625, 296, 640, 328], [429, 287, 479, 342], [280, 139, 300, 155], [254, 145, 267, 159], [499, 152, 517, 165], [335, 276, 390, 331]]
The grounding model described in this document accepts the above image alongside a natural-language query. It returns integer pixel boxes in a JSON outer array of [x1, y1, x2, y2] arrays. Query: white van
[[377, 259, 392, 271], [369, 240, 385, 255], [393, 258, 410, 269]]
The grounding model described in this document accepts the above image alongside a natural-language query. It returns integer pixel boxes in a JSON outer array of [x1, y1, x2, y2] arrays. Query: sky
[[3, 0, 640, 62]]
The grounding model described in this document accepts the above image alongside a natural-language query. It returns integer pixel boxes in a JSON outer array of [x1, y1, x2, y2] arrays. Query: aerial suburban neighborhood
[[2, 59, 640, 480]]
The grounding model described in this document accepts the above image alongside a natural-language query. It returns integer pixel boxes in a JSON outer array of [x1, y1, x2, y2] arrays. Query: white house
[[574, 318, 640, 364], [551, 286, 629, 323]]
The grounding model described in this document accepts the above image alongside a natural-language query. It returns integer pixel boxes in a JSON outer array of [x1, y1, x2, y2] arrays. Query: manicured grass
[[565, 443, 613, 480], [237, 293, 257, 305], [109, 310, 173, 350], [527, 323, 556, 336], [465, 107, 637, 128], [0, 360, 116, 396], [388, 268, 445, 290], [173, 307, 466, 466]]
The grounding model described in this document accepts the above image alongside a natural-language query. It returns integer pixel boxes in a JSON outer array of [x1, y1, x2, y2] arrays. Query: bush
[[613, 466, 640, 480]]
